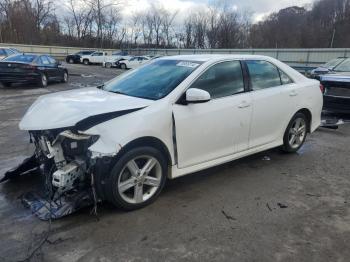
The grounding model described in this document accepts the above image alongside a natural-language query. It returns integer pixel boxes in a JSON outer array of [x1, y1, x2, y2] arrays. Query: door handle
[[289, 91, 298, 97], [238, 101, 251, 108]]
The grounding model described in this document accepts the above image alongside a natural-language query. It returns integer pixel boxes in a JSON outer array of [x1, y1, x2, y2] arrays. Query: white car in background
[[80, 51, 108, 65], [118, 56, 151, 69], [7, 55, 322, 217], [102, 51, 132, 68]]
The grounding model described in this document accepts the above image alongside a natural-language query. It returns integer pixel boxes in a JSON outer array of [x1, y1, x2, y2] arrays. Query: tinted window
[[0, 49, 6, 55], [279, 69, 293, 85], [4, 54, 37, 62], [47, 56, 56, 64], [103, 59, 202, 100], [190, 61, 244, 99], [246, 60, 281, 90], [40, 56, 50, 65], [5, 49, 14, 55]]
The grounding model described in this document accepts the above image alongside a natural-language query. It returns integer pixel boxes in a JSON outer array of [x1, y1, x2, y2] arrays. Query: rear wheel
[[120, 63, 127, 69], [39, 73, 48, 88], [282, 113, 308, 153], [83, 59, 90, 65], [68, 58, 74, 64], [105, 62, 112, 68], [106, 147, 167, 210]]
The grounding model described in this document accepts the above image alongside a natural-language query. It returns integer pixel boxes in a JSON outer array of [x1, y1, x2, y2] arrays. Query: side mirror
[[186, 88, 211, 103]]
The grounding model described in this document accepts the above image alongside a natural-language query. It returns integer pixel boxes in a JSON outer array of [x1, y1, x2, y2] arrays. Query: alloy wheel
[[41, 74, 48, 87], [288, 117, 306, 149], [69, 58, 74, 63], [117, 155, 162, 204]]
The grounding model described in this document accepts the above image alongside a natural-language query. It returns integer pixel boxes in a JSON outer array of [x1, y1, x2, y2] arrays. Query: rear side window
[[190, 61, 244, 99], [279, 69, 293, 85], [246, 60, 281, 90], [47, 56, 56, 64]]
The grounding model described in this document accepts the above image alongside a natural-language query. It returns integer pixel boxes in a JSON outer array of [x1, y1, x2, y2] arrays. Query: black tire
[[120, 63, 127, 69], [105, 62, 112, 68], [83, 59, 90, 65], [105, 146, 167, 210], [2, 82, 12, 87], [282, 112, 308, 153], [38, 73, 48, 88], [68, 58, 74, 64], [61, 71, 68, 83]]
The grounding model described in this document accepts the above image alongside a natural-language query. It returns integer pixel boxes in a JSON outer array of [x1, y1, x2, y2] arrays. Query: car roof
[[158, 54, 278, 62]]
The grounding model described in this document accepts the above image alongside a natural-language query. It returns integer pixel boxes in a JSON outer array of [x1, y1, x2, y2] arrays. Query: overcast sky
[[120, 0, 316, 22]]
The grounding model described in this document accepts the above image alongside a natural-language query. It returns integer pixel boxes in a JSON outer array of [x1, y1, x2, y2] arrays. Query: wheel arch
[[295, 108, 312, 132], [118, 136, 172, 167]]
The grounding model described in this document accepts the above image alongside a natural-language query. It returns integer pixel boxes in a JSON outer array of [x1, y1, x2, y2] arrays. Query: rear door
[[173, 60, 253, 168], [245, 60, 297, 148]]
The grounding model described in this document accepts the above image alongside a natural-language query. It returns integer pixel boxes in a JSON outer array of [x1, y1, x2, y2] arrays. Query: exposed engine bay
[[1, 129, 101, 220]]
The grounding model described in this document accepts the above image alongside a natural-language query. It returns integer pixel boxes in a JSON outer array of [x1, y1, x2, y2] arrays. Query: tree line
[[0, 0, 349, 49]]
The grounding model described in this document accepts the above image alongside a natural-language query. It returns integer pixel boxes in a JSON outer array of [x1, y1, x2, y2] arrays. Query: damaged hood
[[19, 87, 154, 131]]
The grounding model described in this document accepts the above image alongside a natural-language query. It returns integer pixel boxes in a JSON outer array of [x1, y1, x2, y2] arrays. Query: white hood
[[19, 87, 153, 130]]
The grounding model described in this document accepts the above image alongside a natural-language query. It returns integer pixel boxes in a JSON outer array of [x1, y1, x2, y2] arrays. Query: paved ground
[[0, 64, 350, 262]]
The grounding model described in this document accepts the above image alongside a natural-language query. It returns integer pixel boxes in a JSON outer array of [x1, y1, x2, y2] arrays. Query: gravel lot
[[0, 64, 350, 262]]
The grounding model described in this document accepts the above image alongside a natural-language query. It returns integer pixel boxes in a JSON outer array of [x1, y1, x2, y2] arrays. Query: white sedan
[[118, 56, 151, 69], [13, 55, 323, 214]]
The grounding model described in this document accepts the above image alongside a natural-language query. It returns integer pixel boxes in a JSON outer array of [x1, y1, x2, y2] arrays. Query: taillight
[[319, 83, 325, 93]]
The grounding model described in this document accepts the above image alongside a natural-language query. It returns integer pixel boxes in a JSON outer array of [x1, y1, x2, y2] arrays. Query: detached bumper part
[[0, 155, 39, 183], [22, 190, 93, 221]]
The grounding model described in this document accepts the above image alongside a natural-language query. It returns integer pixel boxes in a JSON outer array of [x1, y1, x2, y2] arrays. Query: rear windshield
[[103, 59, 203, 100], [334, 59, 350, 72], [4, 54, 37, 63]]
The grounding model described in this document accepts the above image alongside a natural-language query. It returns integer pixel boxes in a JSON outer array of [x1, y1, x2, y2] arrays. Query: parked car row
[[64, 50, 160, 70]]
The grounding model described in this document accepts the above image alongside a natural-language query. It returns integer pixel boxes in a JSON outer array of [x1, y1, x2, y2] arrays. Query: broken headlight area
[[1, 129, 101, 220]]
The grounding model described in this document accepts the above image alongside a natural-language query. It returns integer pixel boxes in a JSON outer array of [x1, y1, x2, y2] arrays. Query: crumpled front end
[[1, 128, 103, 220]]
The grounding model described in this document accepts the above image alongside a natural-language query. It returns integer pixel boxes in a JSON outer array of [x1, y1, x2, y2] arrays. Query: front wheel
[[62, 71, 68, 83], [282, 113, 308, 153], [105, 62, 112, 68], [106, 147, 167, 210], [120, 63, 127, 69], [68, 58, 74, 64], [83, 59, 90, 65]]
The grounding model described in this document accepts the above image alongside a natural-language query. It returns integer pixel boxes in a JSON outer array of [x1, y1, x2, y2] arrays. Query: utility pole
[[330, 28, 336, 48]]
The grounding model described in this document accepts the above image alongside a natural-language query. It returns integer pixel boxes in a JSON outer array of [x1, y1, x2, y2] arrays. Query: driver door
[[173, 60, 253, 169]]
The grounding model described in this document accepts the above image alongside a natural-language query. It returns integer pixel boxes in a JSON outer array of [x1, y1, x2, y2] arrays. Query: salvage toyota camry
[[2, 55, 323, 219]]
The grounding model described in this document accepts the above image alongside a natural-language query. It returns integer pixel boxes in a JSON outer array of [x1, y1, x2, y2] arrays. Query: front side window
[[47, 56, 56, 64], [246, 60, 281, 90], [40, 56, 50, 65], [103, 59, 202, 100], [189, 61, 244, 99]]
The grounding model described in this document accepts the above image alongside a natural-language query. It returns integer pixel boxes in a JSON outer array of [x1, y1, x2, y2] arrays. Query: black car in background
[[66, 50, 95, 64], [320, 59, 350, 115], [308, 57, 348, 79], [0, 54, 68, 88]]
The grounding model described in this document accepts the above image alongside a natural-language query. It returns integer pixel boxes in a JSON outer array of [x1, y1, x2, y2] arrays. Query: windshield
[[323, 58, 345, 69], [3, 54, 37, 63], [334, 58, 350, 72], [103, 59, 202, 100]]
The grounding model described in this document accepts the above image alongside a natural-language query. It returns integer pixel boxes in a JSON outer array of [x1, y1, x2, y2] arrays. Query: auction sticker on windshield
[[176, 61, 200, 68]]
